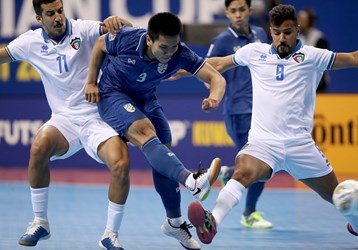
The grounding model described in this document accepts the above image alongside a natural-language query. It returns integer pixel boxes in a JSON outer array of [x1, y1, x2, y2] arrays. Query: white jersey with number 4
[[6, 19, 102, 123], [232, 41, 335, 140]]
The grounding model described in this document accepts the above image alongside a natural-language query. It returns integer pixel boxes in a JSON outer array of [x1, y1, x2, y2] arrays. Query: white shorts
[[238, 134, 333, 180], [41, 114, 118, 163]]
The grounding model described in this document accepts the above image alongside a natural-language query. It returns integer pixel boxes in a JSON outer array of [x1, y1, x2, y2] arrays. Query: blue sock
[[244, 181, 265, 215], [152, 169, 181, 218], [142, 137, 190, 185]]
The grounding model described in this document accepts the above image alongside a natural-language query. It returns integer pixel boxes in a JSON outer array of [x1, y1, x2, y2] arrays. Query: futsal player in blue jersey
[[0, 0, 134, 249], [207, 0, 272, 229], [85, 12, 225, 250], [187, 4, 358, 244]]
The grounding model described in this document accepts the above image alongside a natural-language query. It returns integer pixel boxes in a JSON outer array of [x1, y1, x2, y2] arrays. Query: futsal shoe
[[240, 211, 273, 229], [188, 201, 217, 244], [189, 158, 221, 201], [161, 219, 201, 250], [99, 230, 124, 250], [347, 223, 358, 236], [18, 218, 50, 246]]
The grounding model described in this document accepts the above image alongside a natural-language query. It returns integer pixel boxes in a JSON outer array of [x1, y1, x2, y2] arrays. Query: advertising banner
[[313, 95, 358, 174], [1, 94, 358, 175]]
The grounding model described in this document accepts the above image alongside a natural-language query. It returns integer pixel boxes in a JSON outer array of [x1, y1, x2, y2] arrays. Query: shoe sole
[[188, 201, 216, 244], [209, 158, 221, 186], [99, 240, 124, 250], [200, 158, 221, 201], [240, 220, 273, 229]]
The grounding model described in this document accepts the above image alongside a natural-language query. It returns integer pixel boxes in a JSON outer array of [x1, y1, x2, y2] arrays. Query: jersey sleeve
[[309, 47, 335, 71], [78, 19, 102, 47], [6, 32, 32, 62], [179, 44, 205, 75], [232, 43, 253, 67]]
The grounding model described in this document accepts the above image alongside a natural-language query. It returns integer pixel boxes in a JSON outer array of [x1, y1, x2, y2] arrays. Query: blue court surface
[[1, 182, 357, 250]]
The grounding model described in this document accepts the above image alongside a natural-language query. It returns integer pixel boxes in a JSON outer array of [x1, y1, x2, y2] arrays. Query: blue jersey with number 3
[[99, 26, 205, 99]]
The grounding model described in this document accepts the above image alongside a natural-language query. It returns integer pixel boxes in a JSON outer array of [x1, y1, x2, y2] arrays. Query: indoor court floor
[[1, 180, 357, 250]]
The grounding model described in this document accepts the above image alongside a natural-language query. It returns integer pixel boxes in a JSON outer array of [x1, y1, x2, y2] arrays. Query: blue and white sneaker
[[18, 218, 50, 246], [99, 230, 124, 250]]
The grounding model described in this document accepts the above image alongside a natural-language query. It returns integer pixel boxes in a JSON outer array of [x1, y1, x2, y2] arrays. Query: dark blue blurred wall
[[284, 0, 358, 93]]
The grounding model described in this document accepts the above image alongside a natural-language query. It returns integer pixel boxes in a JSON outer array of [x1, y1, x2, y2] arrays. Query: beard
[[276, 43, 291, 58]]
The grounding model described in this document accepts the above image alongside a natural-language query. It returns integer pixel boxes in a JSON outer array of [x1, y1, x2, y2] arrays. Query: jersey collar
[[136, 32, 152, 61], [42, 18, 72, 45], [270, 39, 303, 59], [228, 25, 256, 40]]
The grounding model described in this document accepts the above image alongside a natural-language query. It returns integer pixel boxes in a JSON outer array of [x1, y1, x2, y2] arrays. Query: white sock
[[106, 201, 125, 233], [184, 173, 195, 189], [30, 187, 49, 221], [168, 217, 183, 227], [212, 179, 245, 225]]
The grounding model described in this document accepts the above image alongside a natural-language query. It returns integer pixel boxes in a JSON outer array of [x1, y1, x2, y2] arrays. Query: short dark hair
[[225, 0, 251, 8], [33, 0, 63, 15], [269, 4, 297, 26], [147, 12, 183, 41]]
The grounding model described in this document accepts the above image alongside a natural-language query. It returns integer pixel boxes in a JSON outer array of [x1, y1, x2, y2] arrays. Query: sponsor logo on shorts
[[123, 103, 135, 112]]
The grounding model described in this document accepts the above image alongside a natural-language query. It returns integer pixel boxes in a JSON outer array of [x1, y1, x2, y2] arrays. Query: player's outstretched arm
[[196, 62, 226, 112], [85, 35, 107, 104], [0, 47, 12, 64], [332, 51, 358, 70], [206, 55, 236, 73]]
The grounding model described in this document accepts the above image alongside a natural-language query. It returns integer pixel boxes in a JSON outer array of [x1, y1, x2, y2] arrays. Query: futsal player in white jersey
[[186, 4, 358, 244], [0, 0, 133, 249]]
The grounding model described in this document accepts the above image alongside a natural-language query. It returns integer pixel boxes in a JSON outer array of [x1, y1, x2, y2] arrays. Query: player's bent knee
[[110, 158, 130, 179]]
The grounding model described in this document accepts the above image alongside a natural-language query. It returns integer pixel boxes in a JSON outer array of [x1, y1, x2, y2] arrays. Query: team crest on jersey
[[70, 37, 81, 50], [157, 63, 168, 74], [293, 52, 305, 63], [123, 103, 135, 112]]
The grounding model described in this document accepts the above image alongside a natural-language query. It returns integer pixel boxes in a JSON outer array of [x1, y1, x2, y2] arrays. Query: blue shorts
[[224, 113, 252, 150], [98, 91, 171, 144]]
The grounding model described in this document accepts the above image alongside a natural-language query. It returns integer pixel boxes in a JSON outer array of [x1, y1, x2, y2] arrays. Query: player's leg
[[223, 114, 272, 229], [149, 113, 200, 249], [154, 169, 201, 250], [82, 118, 129, 250], [300, 172, 358, 236], [99, 93, 221, 201], [188, 153, 273, 244], [19, 117, 74, 246], [292, 138, 358, 236]]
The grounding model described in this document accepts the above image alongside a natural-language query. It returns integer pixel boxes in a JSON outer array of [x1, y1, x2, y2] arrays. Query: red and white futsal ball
[[333, 180, 358, 216]]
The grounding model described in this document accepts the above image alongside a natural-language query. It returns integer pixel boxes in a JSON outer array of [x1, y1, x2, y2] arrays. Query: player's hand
[[201, 98, 219, 112], [85, 83, 100, 104], [100, 16, 123, 35]]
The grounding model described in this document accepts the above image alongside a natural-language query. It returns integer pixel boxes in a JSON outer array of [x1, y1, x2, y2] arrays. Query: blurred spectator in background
[[206, 0, 272, 230], [250, 0, 282, 41], [298, 8, 330, 92]]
